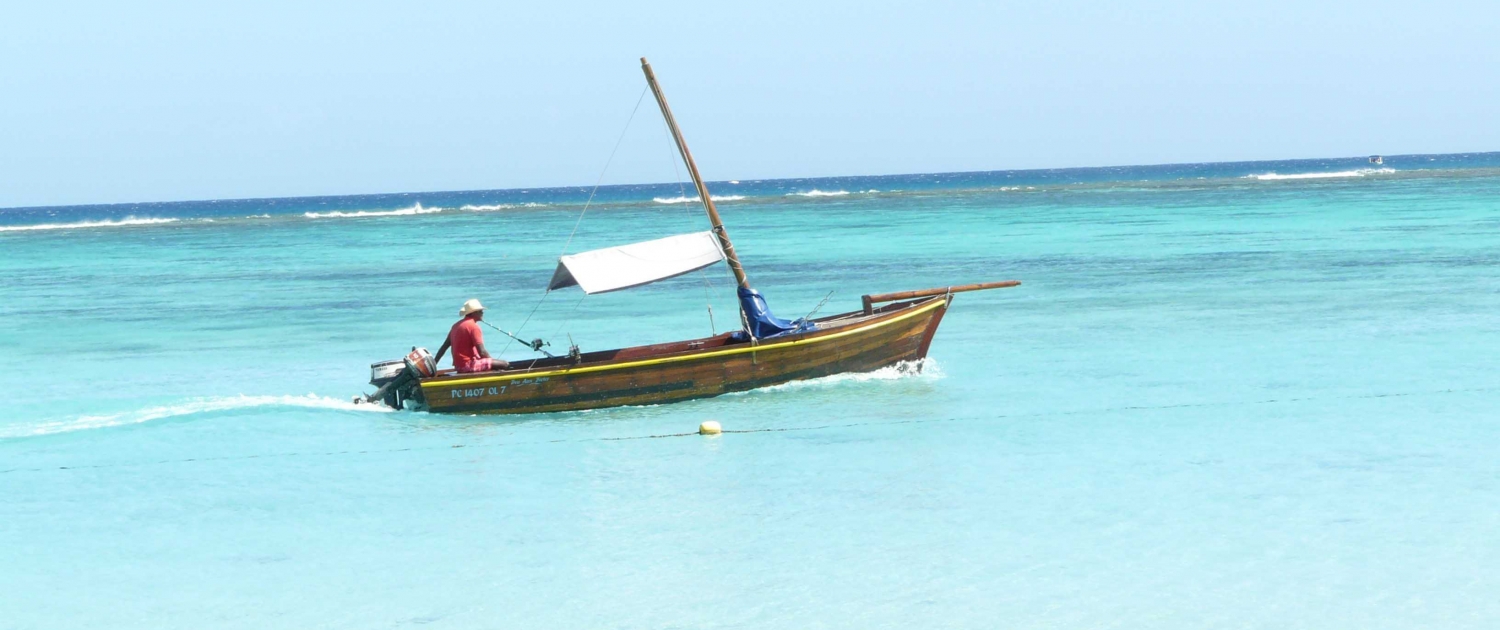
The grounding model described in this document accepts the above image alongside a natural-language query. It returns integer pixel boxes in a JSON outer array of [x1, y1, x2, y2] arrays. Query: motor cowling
[[370, 359, 407, 387], [362, 347, 434, 410], [403, 347, 437, 379]]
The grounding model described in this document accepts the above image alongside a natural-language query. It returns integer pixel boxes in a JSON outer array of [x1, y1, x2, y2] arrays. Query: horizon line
[[4, 149, 1496, 213]]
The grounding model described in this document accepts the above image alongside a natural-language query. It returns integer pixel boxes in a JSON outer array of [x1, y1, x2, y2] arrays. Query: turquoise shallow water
[[4, 156, 1500, 628]]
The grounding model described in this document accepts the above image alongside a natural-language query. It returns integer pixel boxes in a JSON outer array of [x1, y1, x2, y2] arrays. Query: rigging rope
[[502, 86, 650, 355], [658, 111, 723, 336], [560, 86, 650, 259], [800, 290, 836, 322], [547, 293, 589, 347]]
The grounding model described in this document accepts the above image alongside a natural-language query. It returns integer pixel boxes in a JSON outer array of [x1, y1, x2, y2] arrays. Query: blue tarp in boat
[[738, 287, 818, 339]]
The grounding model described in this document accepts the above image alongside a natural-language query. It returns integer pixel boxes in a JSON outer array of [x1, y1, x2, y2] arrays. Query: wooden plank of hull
[[419, 296, 950, 415]]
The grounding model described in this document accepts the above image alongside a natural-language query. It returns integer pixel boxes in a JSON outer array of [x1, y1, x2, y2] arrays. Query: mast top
[[640, 57, 751, 290]]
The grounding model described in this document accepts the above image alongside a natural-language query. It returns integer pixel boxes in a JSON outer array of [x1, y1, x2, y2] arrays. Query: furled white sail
[[548, 231, 726, 294]]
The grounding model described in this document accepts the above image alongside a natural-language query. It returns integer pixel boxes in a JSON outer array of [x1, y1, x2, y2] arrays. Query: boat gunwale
[[421, 296, 948, 389]]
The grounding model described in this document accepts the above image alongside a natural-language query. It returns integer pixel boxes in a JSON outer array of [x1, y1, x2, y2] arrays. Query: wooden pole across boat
[[640, 57, 751, 290], [862, 280, 1021, 314]]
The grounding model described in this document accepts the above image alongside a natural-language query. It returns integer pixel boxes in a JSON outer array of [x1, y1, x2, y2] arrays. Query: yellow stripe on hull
[[423, 298, 947, 390]]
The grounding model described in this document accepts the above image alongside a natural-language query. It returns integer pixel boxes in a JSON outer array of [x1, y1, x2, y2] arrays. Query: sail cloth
[[548, 231, 726, 295]]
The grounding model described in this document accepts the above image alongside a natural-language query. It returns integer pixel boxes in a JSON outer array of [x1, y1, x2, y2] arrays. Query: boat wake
[[1247, 168, 1395, 181], [3, 394, 390, 439], [0, 216, 180, 233]]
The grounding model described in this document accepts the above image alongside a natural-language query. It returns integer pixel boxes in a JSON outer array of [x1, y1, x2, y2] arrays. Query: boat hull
[[417, 296, 950, 415]]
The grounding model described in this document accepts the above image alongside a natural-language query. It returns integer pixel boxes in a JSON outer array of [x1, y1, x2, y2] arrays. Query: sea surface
[[4, 153, 1500, 628]]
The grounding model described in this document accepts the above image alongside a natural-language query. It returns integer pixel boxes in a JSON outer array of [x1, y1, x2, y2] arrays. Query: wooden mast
[[640, 57, 751, 290]]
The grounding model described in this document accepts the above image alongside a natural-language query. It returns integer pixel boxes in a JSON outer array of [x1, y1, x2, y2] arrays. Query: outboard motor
[[360, 347, 434, 410], [402, 347, 437, 379]]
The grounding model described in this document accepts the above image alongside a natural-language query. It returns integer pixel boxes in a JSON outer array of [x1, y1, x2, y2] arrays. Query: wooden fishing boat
[[362, 59, 1019, 414]]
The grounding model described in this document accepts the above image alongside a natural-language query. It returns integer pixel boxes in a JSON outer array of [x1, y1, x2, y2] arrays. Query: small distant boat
[[1369, 155, 1383, 164], [361, 59, 1020, 414]]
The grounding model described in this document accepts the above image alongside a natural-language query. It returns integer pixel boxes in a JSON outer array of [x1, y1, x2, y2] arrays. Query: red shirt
[[448, 318, 484, 367]]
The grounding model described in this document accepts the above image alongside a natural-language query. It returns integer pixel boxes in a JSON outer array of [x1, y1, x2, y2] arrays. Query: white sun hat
[[458, 298, 486, 316]]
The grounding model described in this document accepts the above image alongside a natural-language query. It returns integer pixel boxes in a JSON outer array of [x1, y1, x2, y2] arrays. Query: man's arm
[[476, 342, 509, 369], [434, 339, 451, 364]]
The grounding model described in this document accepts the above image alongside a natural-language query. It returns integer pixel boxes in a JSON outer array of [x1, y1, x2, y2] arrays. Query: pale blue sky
[[3, 1, 1496, 208]]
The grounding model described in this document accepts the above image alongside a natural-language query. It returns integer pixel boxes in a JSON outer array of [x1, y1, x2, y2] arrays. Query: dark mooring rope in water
[[3, 386, 1497, 475]]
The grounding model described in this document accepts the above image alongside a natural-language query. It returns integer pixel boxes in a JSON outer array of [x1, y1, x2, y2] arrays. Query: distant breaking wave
[[787, 189, 851, 197], [1247, 168, 1396, 181], [3, 394, 391, 439], [0, 216, 180, 233], [783, 189, 885, 198], [1, 202, 552, 232], [652, 195, 747, 204], [303, 202, 442, 218], [460, 202, 547, 211]]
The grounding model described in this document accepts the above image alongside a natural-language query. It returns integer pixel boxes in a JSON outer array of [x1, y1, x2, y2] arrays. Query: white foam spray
[[5, 394, 390, 439], [731, 359, 943, 397]]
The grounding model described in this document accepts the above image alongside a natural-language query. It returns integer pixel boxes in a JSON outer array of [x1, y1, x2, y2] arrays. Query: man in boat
[[434, 299, 509, 373]]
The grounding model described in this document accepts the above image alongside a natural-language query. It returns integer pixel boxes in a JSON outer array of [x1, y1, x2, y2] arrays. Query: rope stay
[[658, 103, 722, 337], [559, 86, 650, 259], [800, 290, 836, 322], [503, 86, 650, 355]]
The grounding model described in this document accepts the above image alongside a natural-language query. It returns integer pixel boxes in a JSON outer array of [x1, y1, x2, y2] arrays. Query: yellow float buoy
[[698, 420, 722, 435]]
